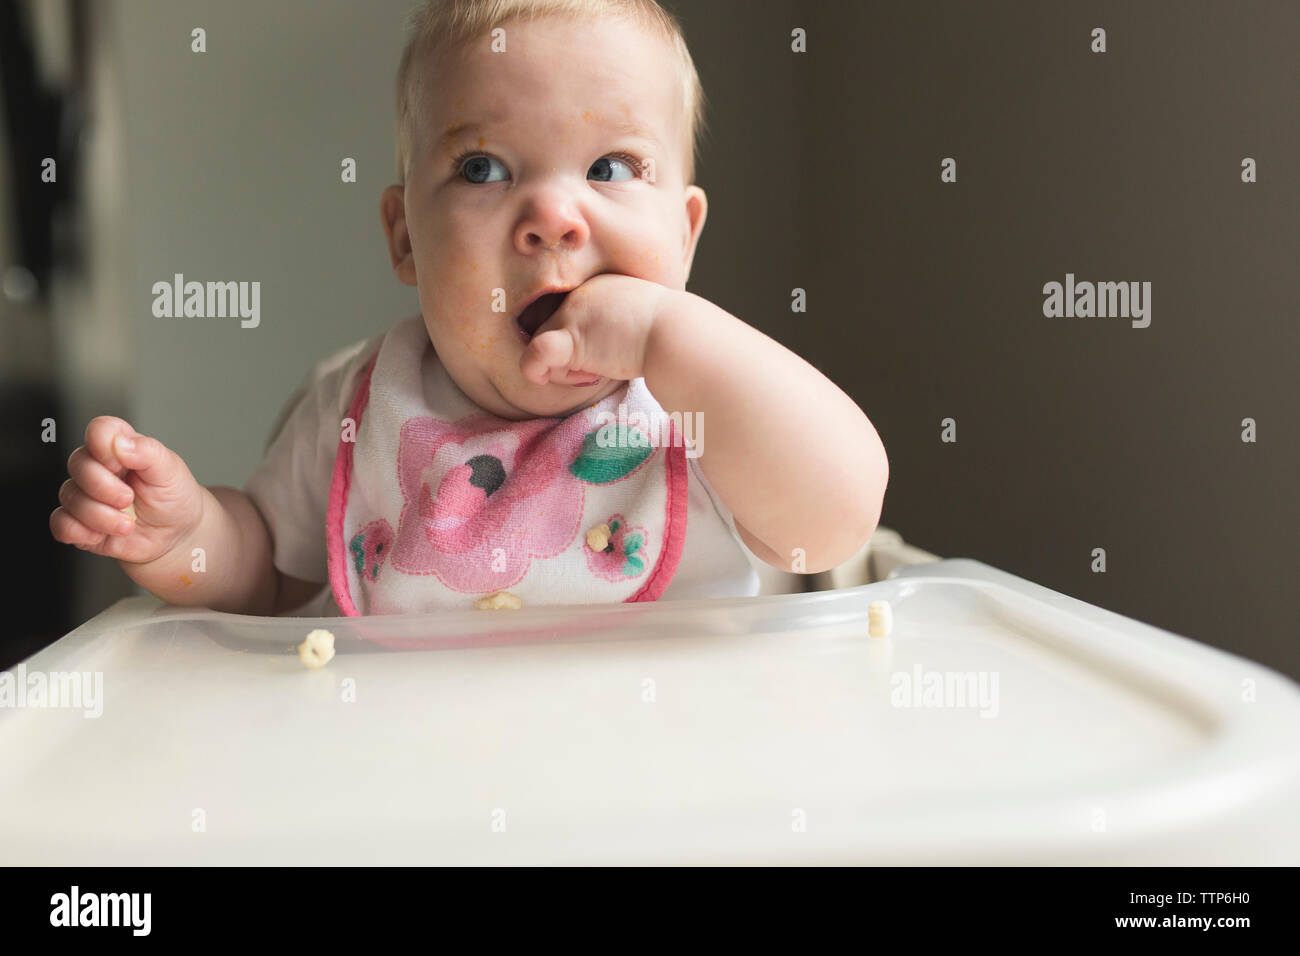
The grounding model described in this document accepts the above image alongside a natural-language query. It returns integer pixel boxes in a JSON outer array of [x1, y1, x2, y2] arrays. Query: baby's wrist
[[644, 289, 719, 398], [645, 288, 690, 375], [650, 286, 686, 329]]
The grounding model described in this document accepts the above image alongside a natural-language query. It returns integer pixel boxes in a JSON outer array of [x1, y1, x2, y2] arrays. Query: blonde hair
[[394, 0, 706, 185]]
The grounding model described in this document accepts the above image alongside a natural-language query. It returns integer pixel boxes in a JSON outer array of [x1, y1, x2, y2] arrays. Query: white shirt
[[244, 320, 764, 615]]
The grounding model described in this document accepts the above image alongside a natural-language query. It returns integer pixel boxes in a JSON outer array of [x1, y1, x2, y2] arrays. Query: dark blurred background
[[2, 0, 1296, 675]]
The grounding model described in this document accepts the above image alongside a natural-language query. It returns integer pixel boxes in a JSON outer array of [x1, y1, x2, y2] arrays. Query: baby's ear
[[681, 185, 708, 281], [380, 185, 418, 286]]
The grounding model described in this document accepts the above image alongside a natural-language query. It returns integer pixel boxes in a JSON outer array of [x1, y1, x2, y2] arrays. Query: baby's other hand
[[520, 273, 673, 386], [50, 416, 204, 565]]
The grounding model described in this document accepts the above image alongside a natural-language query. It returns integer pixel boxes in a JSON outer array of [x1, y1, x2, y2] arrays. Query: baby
[[49, 0, 888, 617]]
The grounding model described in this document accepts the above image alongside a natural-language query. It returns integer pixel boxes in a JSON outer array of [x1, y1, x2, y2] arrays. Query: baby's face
[[381, 15, 706, 420]]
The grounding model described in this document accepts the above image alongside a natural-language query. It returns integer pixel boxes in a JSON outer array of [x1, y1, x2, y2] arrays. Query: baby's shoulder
[[263, 318, 408, 450]]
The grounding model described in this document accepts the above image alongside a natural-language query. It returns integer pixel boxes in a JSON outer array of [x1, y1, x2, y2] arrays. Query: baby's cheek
[[426, 270, 510, 363], [605, 230, 674, 285], [466, 330, 499, 357], [429, 261, 488, 327]]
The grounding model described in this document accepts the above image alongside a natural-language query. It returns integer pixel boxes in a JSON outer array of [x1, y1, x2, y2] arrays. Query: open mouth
[[515, 291, 568, 342]]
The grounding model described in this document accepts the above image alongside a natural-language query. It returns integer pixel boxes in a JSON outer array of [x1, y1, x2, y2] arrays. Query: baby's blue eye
[[456, 153, 640, 184], [461, 155, 508, 184], [588, 156, 637, 182]]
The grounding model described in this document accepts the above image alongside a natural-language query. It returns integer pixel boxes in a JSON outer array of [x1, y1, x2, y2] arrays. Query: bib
[[326, 316, 688, 616]]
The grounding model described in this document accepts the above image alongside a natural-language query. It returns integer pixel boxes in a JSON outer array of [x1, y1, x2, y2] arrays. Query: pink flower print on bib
[[349, 518, 394, 582], [389, 414, 588, 593]]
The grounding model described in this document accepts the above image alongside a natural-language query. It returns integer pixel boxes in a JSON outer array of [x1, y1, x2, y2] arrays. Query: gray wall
[[685, 0, 1298, 675], [117, 0, 419, 486], [42, 0, 1300, 677]]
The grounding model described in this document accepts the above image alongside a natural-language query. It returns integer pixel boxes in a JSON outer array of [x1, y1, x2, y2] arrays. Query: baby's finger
[[57, 479, 136, 537], [110, 431, 184, 488], [84, 416, 137, 476], [67, 446, 134, 509], [550, 366, 604, 386], [50, 506, 108, 550], [520, 328, 576, 385]]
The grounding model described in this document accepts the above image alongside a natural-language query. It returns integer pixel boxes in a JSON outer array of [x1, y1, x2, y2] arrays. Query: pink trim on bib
[[625, 420, 687, 602], [326, 349, 381, 617]]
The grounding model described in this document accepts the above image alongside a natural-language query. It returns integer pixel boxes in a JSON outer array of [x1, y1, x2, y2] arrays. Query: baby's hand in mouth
[[515, 290, 600, 385], [514, 291, 568, 343], [518, 274, 671, 387]]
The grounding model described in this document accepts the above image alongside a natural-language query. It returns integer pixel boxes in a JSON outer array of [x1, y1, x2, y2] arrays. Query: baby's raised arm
[[644, 293, 890, 575], [50, 416, 283, 615]]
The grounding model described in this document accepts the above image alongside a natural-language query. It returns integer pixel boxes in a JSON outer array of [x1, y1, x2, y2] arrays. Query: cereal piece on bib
[[586, 523, 612, 552], [298, 628, 336, 668], [476, 590, 523, 610], [868, 600, 894, 639]]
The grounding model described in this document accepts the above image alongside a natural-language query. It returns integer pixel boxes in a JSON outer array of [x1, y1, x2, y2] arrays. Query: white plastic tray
[[2, 559, 1297, 864]]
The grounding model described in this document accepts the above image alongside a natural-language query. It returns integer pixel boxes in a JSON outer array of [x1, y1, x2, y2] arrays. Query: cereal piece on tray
[[298, 628, 336, 668], [868, 600, 893, 639], [476, 590, 523, 610]]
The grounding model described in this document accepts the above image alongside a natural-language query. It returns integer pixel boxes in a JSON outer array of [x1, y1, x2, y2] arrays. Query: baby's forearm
[[119, 486, 278, 615], [645, 292, 888, 573]]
